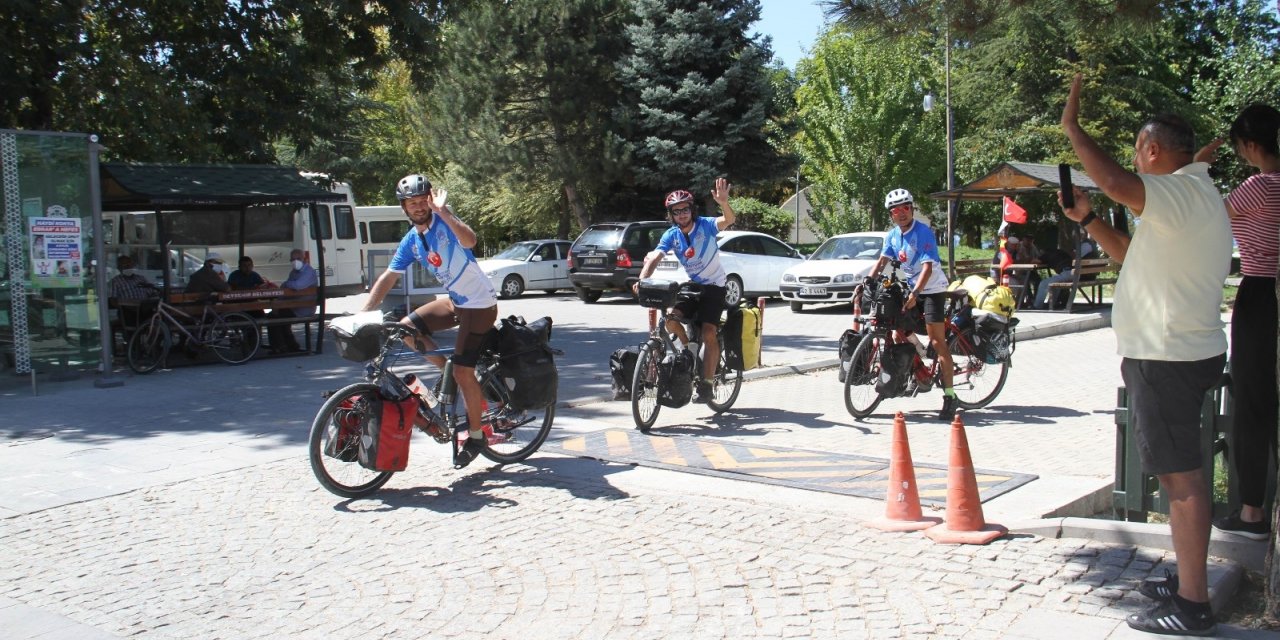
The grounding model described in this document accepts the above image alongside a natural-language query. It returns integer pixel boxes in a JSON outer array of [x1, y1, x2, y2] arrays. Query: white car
[[655, 230, 804, 305], [480, 239, 573, 298], [779, 232, 884, 312]]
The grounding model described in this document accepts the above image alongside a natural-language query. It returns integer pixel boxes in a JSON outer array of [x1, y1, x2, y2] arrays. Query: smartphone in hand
[[1059, 163, 1075, 209]]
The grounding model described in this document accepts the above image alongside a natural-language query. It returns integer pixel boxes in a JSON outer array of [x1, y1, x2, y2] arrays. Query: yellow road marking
[[605, 430, 633, 456]]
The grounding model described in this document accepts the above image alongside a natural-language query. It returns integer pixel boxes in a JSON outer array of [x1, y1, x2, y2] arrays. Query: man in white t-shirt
[[1059, 73, 1230, 637]]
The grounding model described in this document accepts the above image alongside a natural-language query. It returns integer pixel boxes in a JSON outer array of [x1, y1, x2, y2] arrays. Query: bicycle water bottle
[[404, 374, 447, 442], [404, 373, 437, 409]]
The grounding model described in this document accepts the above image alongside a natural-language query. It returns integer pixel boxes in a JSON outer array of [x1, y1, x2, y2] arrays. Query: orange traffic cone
[[925, 411, 1007, 545], [867, 412, 942, 532]]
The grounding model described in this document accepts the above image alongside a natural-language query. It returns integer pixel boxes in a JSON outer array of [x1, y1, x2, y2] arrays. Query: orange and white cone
[[867, 412, 942, 532], [924, 412, 1007, 544]]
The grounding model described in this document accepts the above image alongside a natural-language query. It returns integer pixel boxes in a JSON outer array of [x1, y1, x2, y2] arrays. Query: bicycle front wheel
[[309, 382, 394, 498], [707, 340, 743, 414], [127, 320, 171, 374], [948, 330, 1009, 409], [478, 369, 556, 464], [208, 312, 261, 364], [843, 334, 884, 419], [631, 342, 663, 432]]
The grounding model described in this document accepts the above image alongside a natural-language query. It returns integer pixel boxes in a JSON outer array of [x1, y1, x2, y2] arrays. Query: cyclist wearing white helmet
[[361, 173, 499, 468], [865, 188, 959, 421], [634, 177, 736, 403]]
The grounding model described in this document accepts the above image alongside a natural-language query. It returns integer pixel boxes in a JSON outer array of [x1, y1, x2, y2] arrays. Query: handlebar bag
[[356, 394, 416, 471]]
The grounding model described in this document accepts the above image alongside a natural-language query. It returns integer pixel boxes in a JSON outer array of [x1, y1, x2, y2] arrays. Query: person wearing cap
[[185, 252, 231, 295]]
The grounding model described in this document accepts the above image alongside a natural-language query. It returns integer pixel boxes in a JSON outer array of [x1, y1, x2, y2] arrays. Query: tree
[[793, 26, 944, 236], [612, 0, 784, 208], [427, 0, 629, 236], [1, 1, 451, 163]]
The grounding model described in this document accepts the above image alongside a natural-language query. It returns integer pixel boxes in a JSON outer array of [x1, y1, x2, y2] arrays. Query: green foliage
[[727, 197, 793, 239], [612, 0, 784, 197], [793, 26, 945, 237], [1, 1, 450, 163]]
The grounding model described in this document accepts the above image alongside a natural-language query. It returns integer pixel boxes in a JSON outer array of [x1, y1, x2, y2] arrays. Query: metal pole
[[89, 135, 122, 387], [944, 29, 956, 280], [794, 168, 801, 244]]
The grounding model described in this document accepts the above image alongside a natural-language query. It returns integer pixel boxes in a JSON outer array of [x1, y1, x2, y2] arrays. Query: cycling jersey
[[656, 217, 727, 287], [389, 215, 497, 309], [881, 219, 948, 294]]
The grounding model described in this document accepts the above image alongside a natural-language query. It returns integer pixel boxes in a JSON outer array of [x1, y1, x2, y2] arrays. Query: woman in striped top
[[1196, 103, 1280, 540]]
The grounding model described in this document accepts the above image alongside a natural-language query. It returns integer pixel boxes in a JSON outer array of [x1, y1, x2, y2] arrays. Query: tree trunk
[[563, 183, 589, 234]]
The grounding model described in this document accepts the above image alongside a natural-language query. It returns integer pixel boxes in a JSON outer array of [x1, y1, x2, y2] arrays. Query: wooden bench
[[164, 287, 324, 355], [1045, 258, 1119, 313], [943, 258, 993, 279]]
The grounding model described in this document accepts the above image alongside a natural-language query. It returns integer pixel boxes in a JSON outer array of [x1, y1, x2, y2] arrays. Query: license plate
[[582, 257, 603, 265], [658, 262, 677, 270], [800, 287, 827, 295]]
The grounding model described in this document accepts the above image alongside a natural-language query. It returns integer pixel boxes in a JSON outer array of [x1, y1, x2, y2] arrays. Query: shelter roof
[[930, 162, 1101, 201], [100, 163, 345, 210]]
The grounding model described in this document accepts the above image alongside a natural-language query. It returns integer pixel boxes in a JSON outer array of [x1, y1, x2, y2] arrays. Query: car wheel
[[790, 301, 804, 313], [500, 275, 524, 299], [576, 287, 602, 303], [724, 275, 743, 307]]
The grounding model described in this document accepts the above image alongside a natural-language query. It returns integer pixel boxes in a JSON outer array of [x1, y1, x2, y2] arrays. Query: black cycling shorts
[[673, 283, 727, 326]]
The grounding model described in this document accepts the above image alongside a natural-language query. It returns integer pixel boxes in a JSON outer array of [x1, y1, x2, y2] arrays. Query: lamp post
[[923, 29, 957, 279], [793, 168, 802, 245]]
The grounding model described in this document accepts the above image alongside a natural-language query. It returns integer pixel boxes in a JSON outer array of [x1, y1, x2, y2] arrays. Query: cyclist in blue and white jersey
[[362, 174, 498, 468], [633, 177, 736, 403], [864, 188, 958, 421]]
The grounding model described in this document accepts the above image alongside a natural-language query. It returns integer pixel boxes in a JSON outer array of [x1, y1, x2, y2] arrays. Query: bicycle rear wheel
[[707, 338, 743, 414], [478, 369, 555, 464], [127, 320, 171, 374], [631, 342, 663, 432], [208, 312, 261, 364], [309, 382, 394, 498], [843, 334, 884, 418], [948, 330, 1009, 409]]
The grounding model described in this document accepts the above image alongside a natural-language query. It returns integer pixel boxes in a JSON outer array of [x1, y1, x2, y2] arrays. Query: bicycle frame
[[145, 299, 220, 345]]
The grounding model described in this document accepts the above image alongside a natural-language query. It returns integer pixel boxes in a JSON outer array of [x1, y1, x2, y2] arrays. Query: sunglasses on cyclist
[[670, 205, 693, 215]]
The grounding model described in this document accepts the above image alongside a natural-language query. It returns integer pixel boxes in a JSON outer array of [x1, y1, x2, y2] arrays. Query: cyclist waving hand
[[865, 188, 958, 421], [633, 177, 736, 404]]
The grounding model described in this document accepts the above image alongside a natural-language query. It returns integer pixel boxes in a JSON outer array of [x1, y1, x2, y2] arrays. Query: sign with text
[[29, 216, 83, 288]]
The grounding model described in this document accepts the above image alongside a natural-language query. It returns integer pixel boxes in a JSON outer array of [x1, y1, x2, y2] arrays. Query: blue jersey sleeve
[[655, 227, 677, 253], [388, 232, 417, 272], [881, 230, 898, 259], [912, 225, 942, 263]]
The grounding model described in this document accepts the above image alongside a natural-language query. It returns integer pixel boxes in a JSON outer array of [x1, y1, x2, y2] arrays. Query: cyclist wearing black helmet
[[865, 188, 958, 421], [633, 177, 736, 404], [361, 173, 498, 468]]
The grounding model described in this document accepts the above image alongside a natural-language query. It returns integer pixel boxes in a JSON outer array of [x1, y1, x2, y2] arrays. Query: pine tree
[[613, 0, 782, 206]]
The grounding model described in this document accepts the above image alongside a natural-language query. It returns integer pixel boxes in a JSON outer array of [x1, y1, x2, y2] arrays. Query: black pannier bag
[[658, 349, 695, 408], [874, 282, 905, 330], [973, 313, 1018, 364], [837, 327, 867, 383], [722, 302, 745, 370], [609, 345, 641, 400], [875, 343, 917, 396], [491, 315, 558, 410]]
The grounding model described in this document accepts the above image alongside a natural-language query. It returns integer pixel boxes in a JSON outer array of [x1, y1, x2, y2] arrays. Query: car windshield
[[492, 241, 539, 261], [809, 236, 883, 260]]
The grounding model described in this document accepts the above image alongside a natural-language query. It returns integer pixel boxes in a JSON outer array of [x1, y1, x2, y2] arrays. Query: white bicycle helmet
[[884, 188, 913, 209]]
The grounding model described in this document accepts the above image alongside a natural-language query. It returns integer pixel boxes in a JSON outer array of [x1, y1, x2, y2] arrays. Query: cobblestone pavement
[[0, 451, 1181, 640]]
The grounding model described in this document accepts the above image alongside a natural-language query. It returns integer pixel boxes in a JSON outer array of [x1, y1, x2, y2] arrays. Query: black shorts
[[673, 283, 727, 326], [919, 292, 947, 324], [1121, 354, 1226, 475]]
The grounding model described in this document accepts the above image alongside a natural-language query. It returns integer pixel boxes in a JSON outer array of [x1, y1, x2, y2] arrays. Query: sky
[[753, 0, 828, 69]]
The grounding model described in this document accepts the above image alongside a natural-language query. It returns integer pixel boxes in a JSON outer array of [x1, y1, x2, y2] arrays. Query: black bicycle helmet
[[396, 174, 432, 201]]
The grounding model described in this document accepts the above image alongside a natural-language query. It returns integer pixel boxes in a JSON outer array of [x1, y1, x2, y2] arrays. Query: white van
[[102, 182, 404, 296]]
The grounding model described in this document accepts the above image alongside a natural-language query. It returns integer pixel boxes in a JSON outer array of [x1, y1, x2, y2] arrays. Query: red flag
[[1003, 197, 1028, 224]]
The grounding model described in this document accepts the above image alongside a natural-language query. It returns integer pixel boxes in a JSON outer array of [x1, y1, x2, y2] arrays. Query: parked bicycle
[[630, 280, 744, 432], [842, 261, 1014, 418], [310, 321, 555, 498], [126, 297, 261, 373]]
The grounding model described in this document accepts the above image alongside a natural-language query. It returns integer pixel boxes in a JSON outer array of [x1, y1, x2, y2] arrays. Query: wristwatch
[[1079, 211, 1098, 228]]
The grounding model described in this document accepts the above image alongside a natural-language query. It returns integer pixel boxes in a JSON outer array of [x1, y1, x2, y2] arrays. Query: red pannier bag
[[357, 395, 418, 471]]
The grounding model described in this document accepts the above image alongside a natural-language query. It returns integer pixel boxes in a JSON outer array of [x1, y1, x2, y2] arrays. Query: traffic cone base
[[924, 412, 1006, 545], [864, 412, 940, 532], [867, 514, 942, 532]]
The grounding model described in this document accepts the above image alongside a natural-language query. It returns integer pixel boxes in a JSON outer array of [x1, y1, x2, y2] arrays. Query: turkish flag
[[1003, 197, 1028, 224]]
